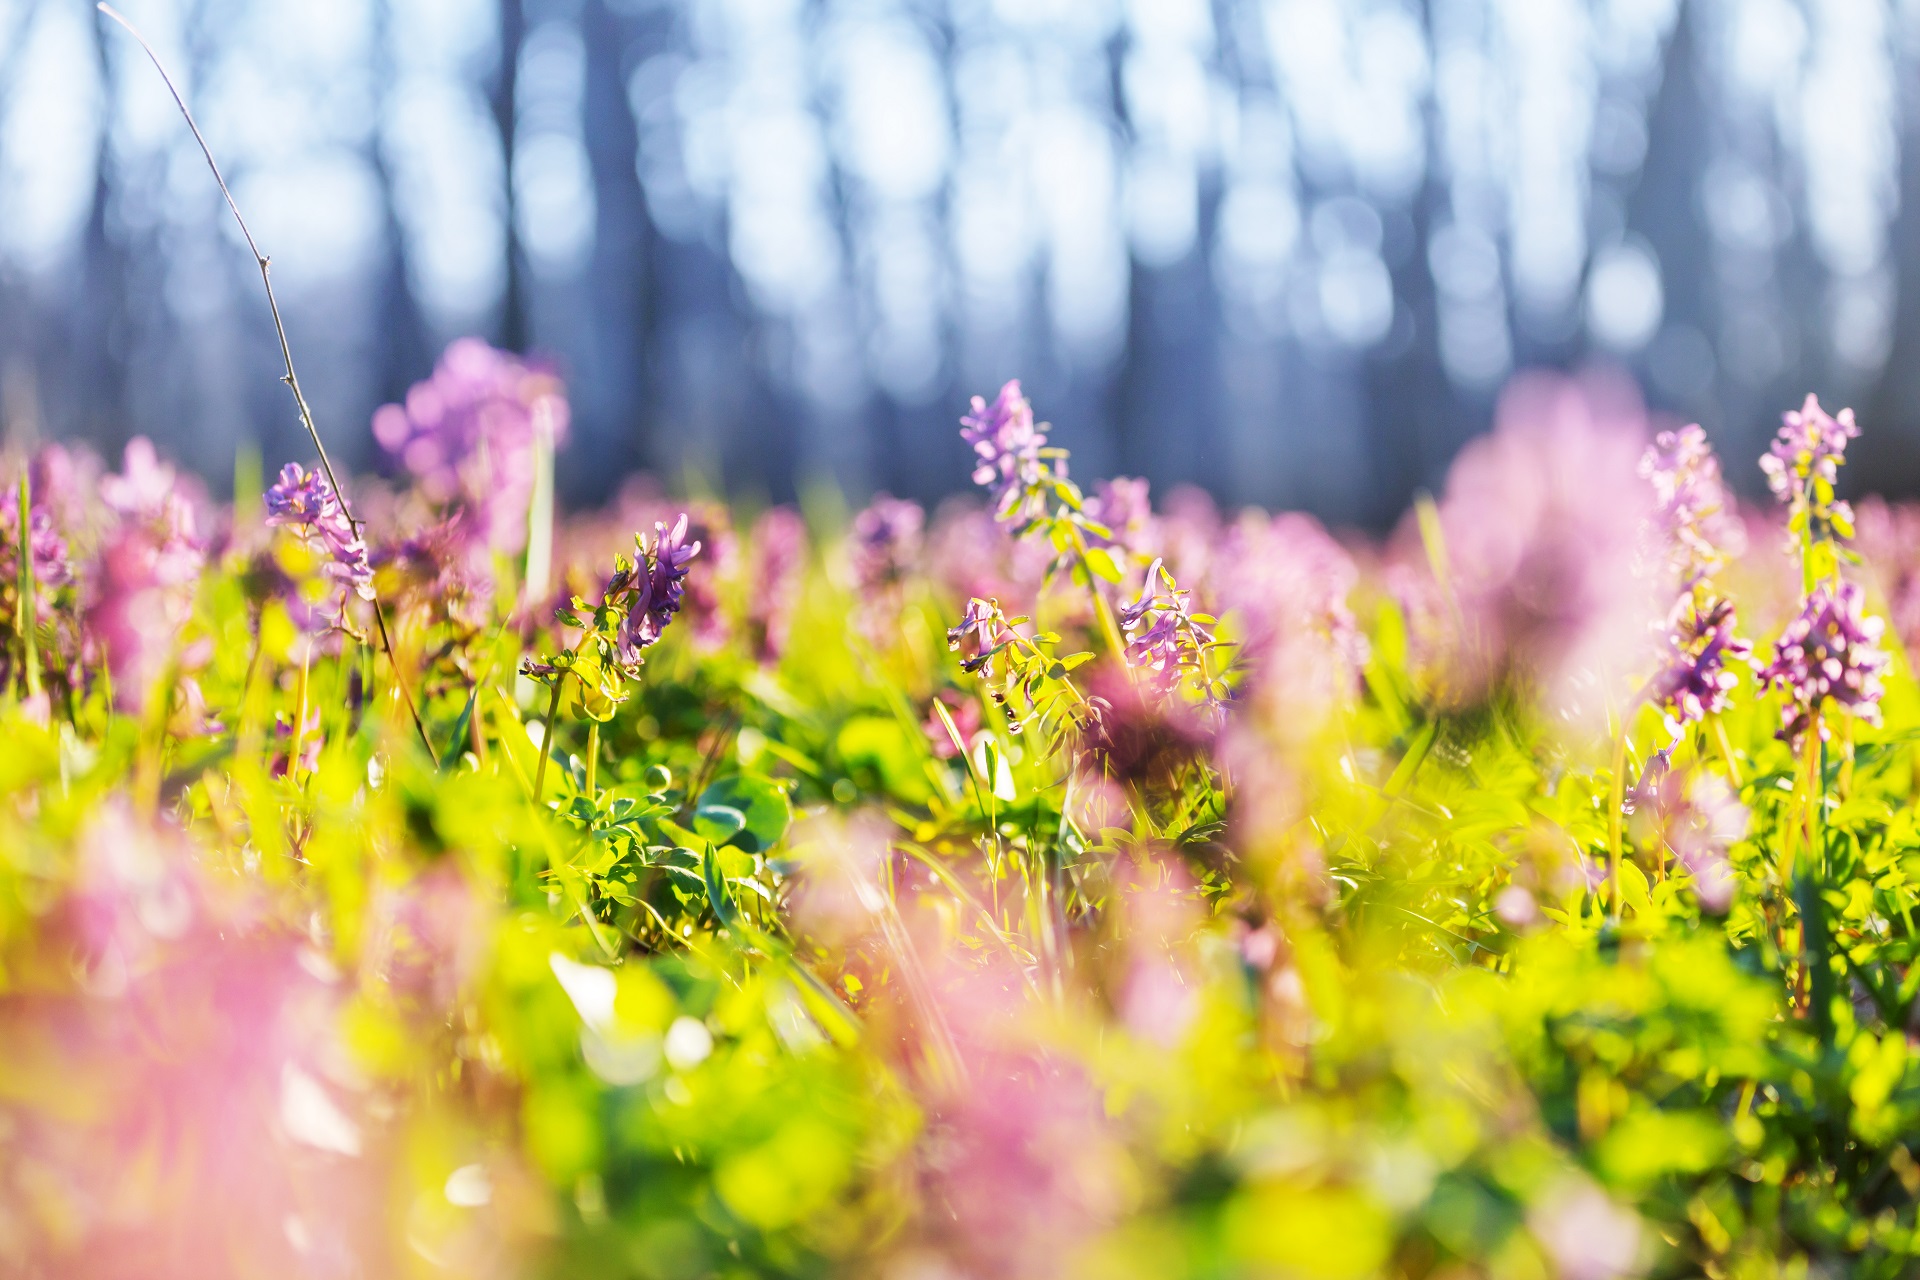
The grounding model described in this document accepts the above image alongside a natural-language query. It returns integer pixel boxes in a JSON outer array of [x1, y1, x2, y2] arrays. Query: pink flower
[[84, 439, 206, 711], [959, 380, 1051, 524], [264, 462, 374, 632], [1529, 1178, 1644, 1280], [1411, 373, 1658, 715], [1083, 476, 1153, 556], [1755, 580, 1890, 745], [372, 338, 569, 556], [746, 506, 809, 664], [1640, 423, 1743, 591], [0, 805, 397, 1277]]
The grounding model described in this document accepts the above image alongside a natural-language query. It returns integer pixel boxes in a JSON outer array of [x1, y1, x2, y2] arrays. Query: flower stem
[[1067, 523, 1130, 666], [1800, 717, 1834, 1044], [532, 680, 563, 805], [16, 475, 40, 701], [585, 721, 599, 797], [1710, 714, 1743, 788], [1608, 713, 1629, 918], [292, 645, 312, 781]]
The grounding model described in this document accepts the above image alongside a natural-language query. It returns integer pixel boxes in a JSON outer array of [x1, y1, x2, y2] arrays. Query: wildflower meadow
[[5, 19, 1920, 1277], [5, 331, 1920, 1279]]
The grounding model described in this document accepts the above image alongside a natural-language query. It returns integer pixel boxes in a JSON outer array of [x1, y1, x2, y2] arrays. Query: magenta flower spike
[[850, 494, 925, 595], [959, 380, 1051, 523], [1756, 580, 1890, 745], [614, 514, 701, 664], [371, 338, 570, 556], [1639, 424, 1742, 591], [264, 463, 374, 609], [1647, 597, 1751, 732], [1761, 393, 1859, 508]]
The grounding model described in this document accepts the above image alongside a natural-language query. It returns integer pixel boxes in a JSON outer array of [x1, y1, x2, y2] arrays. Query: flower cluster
[[522, 515, 700, 719], [1639, 424, 1742, 590], [960, 381, 1053, 524], [1217, 512, 1364, 713], [86, 440, 207, 711], [947, 596, 1016, 678], [371, 338, 569, 556], [1756, 580, 1889, 745], [1760, 394, 1858, 532], [849, 494, 924, 643], [1118, 558, 1227, 712], [1414, 373, 1657, 714], [1638, 427, 1751, 733], [1646, 597, 1751, 733], [1083, 477, 1153, 557], [613, 514, 700, 663], [2, 495, 71, 598], [264, 463, 374, 630], [947, 595, 1096, 744], [746, 507, 808, 664], [850, 494, 924, 595]]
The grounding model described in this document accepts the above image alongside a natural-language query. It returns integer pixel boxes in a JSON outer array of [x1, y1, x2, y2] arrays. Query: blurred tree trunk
[[491, 0, 528, 354], [369, 0, 431, 408], [578, 0, 651, 486], [75, 3, 129, 449]]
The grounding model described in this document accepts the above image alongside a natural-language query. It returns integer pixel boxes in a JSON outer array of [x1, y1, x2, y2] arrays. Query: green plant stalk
[[1800, 726, 1835, 1045], [532, 680, 563, 805], [1066, 522, 1130, 665], [1710, 714, 1743, 788], [584, 721, 598, 797], [524, 432, 554, 606], [1607, 711, 1629, 918], [16, 474, 39, 700], [291, 645, 312, 782]]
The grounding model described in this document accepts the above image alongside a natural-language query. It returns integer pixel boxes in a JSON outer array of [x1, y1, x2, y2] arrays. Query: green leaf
[[835, 718, 932, 804], [702, 843, 738, 927], [698, 773, 793, 852], [439, 688, 478, 771], [693, 803, 747, 844], [1081, 545, 1126, 583]]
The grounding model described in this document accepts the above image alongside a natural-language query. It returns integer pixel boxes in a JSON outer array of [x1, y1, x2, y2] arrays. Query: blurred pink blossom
[[1407, 372, 1658, 717], [0, 805, 395, 1279], [84, 439, 207, 712]]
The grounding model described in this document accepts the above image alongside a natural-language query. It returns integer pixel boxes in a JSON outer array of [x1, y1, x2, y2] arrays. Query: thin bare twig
[[97, 3, 432, 757]]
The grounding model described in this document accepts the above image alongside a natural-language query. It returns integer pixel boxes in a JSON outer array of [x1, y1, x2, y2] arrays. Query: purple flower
[[377, 513, 495, 632], [960, 381, 1051, 523], [371, 339, 570, 556], [746, 507, 808, 664], [85, 440, 207, 711], [1083, 477, 1152, 556], [1760, 393, 1859, 510], [1413, 373, 1658, 713], [947, 597, 1010, 676], [1640, 424, 1742, 590], [1, 489, 73, 601], [613, 514, 701, 663], [850, 494, 925, 594], [1216, 512, 1365, 721], [1756, 580, 1889, 744], [0, 468, 75, 697], [28, 442, 102, 539], [1118, 558, 1220, 709], [264, 463, 374, 616], [1647, 597, 1751, 731]]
